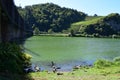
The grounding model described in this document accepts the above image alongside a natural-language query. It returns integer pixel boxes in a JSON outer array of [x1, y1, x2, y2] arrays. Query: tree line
[[18, 3, 86, 33]]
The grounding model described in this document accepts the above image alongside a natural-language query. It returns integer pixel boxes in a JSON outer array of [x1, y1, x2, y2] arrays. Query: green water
[[24, 36, 120, 71]]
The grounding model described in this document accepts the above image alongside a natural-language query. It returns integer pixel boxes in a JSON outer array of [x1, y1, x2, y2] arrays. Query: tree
[[69, 29, 75, 37], [33, 27, 40, 35], [48, 29, 54, 33], [94, 14, 98, 17]]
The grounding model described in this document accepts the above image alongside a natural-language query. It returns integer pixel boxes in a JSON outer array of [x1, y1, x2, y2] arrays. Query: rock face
[[0, 0, 25, 42]]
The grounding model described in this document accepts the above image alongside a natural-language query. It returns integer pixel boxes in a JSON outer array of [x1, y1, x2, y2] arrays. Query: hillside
[[70, 13, 120, 36], [17, 3, 86, 32], [17, 3, 120, 36]]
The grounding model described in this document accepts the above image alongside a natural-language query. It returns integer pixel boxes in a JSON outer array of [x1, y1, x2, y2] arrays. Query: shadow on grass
[[0, 72, 33, 80]]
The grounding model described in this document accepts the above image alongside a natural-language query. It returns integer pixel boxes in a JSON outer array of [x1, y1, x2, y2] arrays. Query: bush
[[0, 43, 31, 74], [113, 56, 120, 66], [94, 59, 113, 68], [22, 53, 32, 67], [113, 56, 120, 62]]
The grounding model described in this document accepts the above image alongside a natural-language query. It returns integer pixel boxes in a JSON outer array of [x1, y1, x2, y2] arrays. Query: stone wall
[[0, 0, 25, 42]]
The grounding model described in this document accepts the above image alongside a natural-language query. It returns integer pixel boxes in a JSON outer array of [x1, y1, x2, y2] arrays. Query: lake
[[24, 36, 120, 71]]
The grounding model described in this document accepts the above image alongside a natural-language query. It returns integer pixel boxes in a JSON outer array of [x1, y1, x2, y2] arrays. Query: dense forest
[[18, 3, 86, 33]]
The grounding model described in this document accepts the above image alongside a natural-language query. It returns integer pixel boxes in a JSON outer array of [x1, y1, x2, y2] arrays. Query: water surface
[[24, 36, 120, 71]]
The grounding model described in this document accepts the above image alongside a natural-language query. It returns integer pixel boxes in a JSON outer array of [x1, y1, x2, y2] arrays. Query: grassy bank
[[34, 33, 120, 38], [37, 33, 69, 37], [29, 58, 120, 80], [1, 66, 120, 80], [30, 66, 120, 80]]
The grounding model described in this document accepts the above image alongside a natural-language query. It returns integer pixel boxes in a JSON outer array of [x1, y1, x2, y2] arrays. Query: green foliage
[[69, 29, 75, 37], [104, 13, 120, 23], [33, 27, 40, 35], [48, 29, 54, 34], [0, 43, 31, 74], [70, 16, 104, 34], [83, 23, 115, 36], [94, 59, 113, 68], [70, 13, 120, 36], [18, 3, 86, 32], [113, 56, 120, 65], [113, 56, 120, 62]]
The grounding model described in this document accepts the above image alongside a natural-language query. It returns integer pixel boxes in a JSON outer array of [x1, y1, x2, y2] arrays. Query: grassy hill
[[70, 16, 104, 35], [72, 16, 103, 26], [70, 13, 120, 37]]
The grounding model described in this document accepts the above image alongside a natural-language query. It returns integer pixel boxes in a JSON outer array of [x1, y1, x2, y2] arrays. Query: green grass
[[70, 16, 104, 32], [38, 33, 69, 37], [85, 16, 103, 21], [30, 66, 120, 80], [71, 16, 104, 26], [1, 66, 120, 80]]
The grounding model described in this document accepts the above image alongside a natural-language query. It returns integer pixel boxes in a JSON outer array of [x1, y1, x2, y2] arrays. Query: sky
[[14, 0, 120, 16]]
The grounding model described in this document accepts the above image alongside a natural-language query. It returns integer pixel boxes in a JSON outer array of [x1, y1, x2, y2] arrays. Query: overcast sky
[[14, 0, 120, 16]]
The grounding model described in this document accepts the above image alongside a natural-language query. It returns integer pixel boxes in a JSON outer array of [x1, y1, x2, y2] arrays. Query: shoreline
[[28, 56, 120, 73], [30, 65, 120, 80], [33, 33, 120, 38]]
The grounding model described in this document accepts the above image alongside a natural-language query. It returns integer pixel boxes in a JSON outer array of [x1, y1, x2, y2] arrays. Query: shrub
[[0, 43, 31, 74], [22, 53, 32, 67], [94, 59, 113, 68], [113, 56, 120, 66], [113, 56, 120, 62]]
